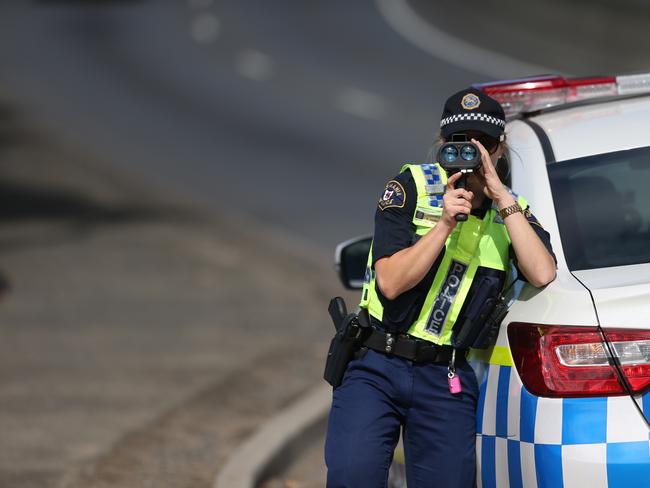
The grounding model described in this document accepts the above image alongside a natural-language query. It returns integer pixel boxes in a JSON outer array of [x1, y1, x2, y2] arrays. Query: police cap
[[440, 88, 506, 139]]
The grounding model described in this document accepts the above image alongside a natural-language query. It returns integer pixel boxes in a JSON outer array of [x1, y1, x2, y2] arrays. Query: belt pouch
[[472, 296, 509, 348], [451, 275, 502, 349]]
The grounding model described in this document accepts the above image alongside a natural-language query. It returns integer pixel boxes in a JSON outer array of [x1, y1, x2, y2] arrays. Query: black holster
[[323, 297, 370, 388]]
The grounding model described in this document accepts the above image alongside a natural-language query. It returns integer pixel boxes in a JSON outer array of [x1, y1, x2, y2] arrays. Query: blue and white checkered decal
[[475, 363, 650, 487], [419, 164, 444, 208]]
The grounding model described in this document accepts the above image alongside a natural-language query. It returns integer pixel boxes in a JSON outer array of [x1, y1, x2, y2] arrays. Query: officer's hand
[[442, 172, 473, 228], [472, 138, 509, 204]]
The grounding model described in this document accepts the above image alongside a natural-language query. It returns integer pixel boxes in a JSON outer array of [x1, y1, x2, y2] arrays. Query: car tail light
[[508, 323, 650, 398], [473, 73, 650, 118]]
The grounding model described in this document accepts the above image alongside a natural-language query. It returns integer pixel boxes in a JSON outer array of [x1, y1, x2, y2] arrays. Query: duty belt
[[362, 327, 464, 364]]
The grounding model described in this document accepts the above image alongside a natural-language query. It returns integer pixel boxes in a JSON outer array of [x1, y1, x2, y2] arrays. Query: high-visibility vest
[[360, 163, 528, 346]]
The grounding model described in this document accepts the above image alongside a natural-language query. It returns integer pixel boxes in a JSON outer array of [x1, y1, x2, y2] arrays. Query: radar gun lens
[[461, 145, 477, 161], [442, 145, 459, 163]]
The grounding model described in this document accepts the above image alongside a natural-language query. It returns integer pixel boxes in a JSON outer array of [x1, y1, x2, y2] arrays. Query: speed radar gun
[[437, 134, 481, 222]]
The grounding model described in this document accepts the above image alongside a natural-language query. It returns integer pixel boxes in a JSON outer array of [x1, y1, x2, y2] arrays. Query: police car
[[335, 74, 650, 487]]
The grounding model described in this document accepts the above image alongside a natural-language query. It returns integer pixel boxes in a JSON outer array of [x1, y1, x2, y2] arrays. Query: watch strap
[[499, 202, 523, 219]]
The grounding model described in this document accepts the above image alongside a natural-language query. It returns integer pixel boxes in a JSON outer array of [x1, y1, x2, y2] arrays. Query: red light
[[475, 75, 567, 93], [473, 76, 617, 118], [508, 323, 650, 398]]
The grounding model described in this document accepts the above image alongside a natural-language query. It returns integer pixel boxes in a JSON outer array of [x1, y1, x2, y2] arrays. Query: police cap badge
[[461, 93, 480, 110]]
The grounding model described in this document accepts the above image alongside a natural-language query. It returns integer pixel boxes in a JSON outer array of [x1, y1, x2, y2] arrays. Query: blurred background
[[0, 1, 647, 487]]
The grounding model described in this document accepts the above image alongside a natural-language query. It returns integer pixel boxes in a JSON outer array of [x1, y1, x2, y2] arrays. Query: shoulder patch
[[524, 206, 546, 230], [378, 180, 406, 211]]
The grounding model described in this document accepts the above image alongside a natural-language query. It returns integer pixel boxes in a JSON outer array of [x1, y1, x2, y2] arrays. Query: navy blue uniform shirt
[[372, 169, 556, 332]]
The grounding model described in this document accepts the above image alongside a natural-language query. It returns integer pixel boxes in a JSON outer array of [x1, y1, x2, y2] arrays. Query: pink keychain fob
[[448, 371, 462, 394], [448, 348, 462, 394]]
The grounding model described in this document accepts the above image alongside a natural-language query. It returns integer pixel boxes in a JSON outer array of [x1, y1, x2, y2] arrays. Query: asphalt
[[0, 0, 485, 251], [408, 0, 650, 76], [260, 422, 327, 488], [0, 106, 355, 487]]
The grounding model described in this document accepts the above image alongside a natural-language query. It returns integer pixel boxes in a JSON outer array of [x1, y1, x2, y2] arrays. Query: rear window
[[547, 146, 650, 270]]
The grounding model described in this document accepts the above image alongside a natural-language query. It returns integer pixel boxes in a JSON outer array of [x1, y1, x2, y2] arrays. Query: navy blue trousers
[[325, 348, 479, 488]]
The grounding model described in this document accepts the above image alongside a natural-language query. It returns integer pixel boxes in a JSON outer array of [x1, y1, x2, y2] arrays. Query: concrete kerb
[[214, 383, 332, 488]]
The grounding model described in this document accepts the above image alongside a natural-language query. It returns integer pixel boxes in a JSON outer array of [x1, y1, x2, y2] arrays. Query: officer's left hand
[[471, 138, 511, 205]]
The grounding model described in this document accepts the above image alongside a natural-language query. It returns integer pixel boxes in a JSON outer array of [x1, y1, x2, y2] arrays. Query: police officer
[[324, 88, 557, 488]]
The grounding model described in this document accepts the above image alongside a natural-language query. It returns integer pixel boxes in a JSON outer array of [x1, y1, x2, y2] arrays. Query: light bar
[[617, 73, 650, 95], [473, 73, 650, 119]]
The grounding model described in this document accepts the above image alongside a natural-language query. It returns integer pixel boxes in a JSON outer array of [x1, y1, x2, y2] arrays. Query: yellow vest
[[360, 163, 527, 346]]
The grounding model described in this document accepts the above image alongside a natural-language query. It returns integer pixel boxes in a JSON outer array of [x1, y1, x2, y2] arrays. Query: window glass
[[547, 147, 650, 270]]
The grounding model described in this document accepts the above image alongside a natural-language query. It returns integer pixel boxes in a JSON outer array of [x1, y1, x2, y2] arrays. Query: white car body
[[475, 95, 650, 488]]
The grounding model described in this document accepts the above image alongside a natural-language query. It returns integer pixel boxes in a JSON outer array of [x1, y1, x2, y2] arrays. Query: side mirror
[[334, 235, 372, 290]]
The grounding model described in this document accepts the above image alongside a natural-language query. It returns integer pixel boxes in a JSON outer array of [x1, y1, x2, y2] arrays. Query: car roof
[[524, 94, 650, 162]]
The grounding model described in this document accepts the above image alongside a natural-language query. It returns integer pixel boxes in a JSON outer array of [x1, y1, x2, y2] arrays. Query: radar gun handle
[[454, 173, 469, 222]]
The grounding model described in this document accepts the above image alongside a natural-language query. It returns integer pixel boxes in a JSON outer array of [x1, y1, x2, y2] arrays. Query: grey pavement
[[0, 107, 354, 488], [408, 0, 650, 76], [259, 422, 327, 488], [0, 0, 482, 251]]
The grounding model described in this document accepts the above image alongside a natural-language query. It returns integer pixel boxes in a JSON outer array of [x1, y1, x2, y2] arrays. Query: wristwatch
[[499, 202, 523, 219]]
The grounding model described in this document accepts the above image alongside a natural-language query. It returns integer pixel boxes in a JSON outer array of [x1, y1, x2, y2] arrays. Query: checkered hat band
[[440, 113, 506, 128]]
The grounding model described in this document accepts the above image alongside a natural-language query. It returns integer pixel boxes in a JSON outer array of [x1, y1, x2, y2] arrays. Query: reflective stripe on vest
[[360, 162, 528, 346]]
